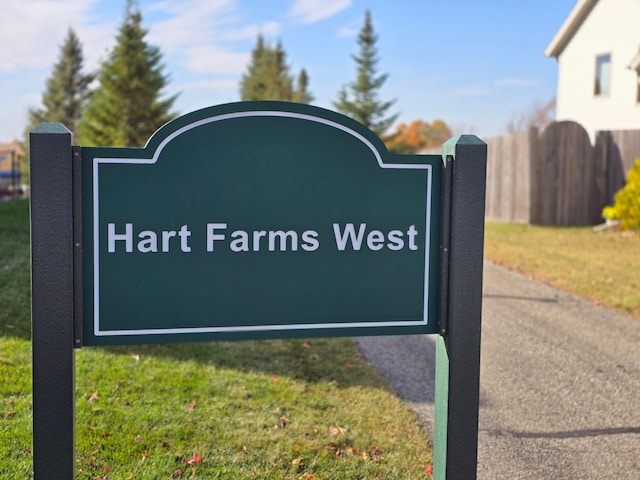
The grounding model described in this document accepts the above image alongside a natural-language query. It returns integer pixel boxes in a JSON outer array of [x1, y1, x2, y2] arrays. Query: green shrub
[[602, 159, 640, 230]]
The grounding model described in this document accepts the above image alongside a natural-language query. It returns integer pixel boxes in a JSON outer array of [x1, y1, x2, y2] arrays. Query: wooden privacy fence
[[485, 121, 638, 225]]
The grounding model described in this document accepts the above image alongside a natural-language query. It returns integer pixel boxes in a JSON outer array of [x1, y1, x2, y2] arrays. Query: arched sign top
[[138, 101, 428, 170], [148, 101, 387, 159]]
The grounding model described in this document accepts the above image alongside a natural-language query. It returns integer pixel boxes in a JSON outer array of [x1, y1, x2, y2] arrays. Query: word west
[[106, 223, 420, 254]]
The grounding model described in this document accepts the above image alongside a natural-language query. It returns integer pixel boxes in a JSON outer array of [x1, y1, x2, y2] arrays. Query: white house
[[545, 0, 640, 142]]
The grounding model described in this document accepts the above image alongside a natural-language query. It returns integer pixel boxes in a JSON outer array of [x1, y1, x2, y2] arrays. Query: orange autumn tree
[[385, 119, 452, 154]]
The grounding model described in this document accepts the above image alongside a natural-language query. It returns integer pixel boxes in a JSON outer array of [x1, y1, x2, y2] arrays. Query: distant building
[[545, 0, 640, 141], [0, 140, 23, 196]]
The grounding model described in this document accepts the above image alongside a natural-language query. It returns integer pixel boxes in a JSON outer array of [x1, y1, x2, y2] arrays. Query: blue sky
[[0, 0, 577, 143]]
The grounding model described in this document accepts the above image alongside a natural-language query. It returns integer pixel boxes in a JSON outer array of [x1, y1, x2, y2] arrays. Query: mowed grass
[[484, 222, 640, 318], [0, 199, 433, 479]]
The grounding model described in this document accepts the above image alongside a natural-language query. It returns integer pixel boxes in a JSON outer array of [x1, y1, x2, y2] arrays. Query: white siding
[[555, 0, 640, 142]]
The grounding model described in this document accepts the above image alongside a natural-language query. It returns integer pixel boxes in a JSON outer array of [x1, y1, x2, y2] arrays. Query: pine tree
[[26, 28, 93, 136], [292, 69, 314, 104], [240, 35, 270, 101], [78, 0, 177, 147], [268, 41, 293, 100], [22, 27, 93, 183], [334, 10, 397, 137], [240, 36, 312, 103]]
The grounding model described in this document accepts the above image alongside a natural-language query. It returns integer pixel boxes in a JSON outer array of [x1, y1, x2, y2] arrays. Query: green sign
[[81, 102, 442, 345]]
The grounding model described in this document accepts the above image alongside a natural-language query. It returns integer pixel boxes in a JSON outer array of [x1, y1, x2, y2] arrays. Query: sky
[[0, 0, 578, 143]]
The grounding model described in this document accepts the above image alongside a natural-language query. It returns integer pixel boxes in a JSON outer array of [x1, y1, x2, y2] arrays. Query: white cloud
[[0, 0, 114, 73], [217, 22, 281, 42], [173, 79, 238, 92], [289, 0, 352, 24], [184, 45, 249, 75], [337, 27, 356, 37], [165, 79, 237, 106], [336, 14, 365, 38], [146, 0, 281, 76], [146, 0, 237, 49]]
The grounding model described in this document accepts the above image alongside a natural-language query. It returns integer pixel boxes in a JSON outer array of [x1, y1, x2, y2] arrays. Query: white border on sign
[[93, 110, 433, 336]]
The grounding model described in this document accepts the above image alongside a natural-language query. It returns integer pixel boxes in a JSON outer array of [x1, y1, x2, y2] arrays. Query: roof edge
[[628, 50, 640, 71], [544, 0, 599, 58]]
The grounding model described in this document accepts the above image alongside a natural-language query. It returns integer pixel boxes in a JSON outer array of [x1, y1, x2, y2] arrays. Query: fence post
[[434, 135, 487, 479], [30, 123, 76, 479]]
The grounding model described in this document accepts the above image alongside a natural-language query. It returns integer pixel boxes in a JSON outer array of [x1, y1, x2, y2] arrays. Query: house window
[[594, 53, 611, 96]]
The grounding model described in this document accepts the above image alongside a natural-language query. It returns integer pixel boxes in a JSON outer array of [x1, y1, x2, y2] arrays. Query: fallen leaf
[[88, 391, 99, 403], [271, 375, 280, 382], [370, 445, 381, 461], [131, 354, 140, 362], [425, 464, 433, 474], [134, 435, 144, 442], [302, 341, 312, 349], [329, 425, 345, 437], [188, 400, 196, 411], [186, 453, 202, 465], [292, 457, 303, 466]]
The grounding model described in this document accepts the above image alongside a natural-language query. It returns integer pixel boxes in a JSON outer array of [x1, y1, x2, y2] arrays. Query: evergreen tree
[[267, 40, 293, 100], [26, 27, 93, 136], [240, 35, 270, 100], [334, 10, 397, 137], [240, 36, 312, 103], [78, 0, 177, 147], [22, 27, 93, 183], [293, 69, 314, 104]]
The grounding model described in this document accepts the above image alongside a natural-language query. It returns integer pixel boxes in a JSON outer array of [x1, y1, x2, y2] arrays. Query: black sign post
[[434, 136, 487, 479], [30, 123, 76, 479]]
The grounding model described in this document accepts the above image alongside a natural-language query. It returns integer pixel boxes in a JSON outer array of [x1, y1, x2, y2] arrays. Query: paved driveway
[[355, 261, 640, 479]]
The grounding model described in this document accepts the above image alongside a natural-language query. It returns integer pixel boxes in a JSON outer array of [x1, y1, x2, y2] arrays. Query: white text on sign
[[106, 223, 420, 253]]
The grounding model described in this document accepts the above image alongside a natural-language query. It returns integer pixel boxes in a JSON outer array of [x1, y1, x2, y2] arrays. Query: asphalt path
[[355, 261, 640, 479]]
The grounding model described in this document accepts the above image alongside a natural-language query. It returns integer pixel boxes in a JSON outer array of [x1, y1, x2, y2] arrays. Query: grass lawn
[[484, 222, 640, 318], [1, 199, 433, 479]]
